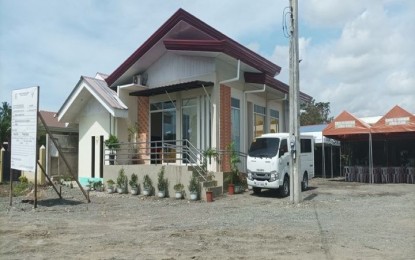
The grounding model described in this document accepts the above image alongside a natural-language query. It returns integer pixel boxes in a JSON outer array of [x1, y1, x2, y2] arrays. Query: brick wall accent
[[220, 84, 232, 172], [137, 96, 149, 164]]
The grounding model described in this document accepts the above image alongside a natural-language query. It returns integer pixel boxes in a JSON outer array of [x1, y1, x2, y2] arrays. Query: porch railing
[[104, 139, 247, 180]]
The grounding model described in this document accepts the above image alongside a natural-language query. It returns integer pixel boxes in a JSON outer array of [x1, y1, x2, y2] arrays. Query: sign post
[[11, 86, 39, 208]]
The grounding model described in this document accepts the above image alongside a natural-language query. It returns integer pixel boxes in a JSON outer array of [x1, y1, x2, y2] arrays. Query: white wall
[[117, 89, 138, 142], [78, 98, 111, 179], [146, 53, 215, 87]]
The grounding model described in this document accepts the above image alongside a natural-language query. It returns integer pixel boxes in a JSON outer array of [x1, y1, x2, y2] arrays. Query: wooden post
[[0, 147, 4, 183]]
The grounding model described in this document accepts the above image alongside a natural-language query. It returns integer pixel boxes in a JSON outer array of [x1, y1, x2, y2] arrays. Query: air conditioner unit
[[133, 74, 141, 85], [133, 73, 148, 86]]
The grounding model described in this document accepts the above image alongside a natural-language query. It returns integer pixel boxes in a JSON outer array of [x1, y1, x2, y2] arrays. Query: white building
[[57, 9, 312, 184]]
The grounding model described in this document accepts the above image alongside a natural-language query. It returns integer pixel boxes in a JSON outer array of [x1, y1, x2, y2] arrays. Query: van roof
[[259, 133, 314, 139]]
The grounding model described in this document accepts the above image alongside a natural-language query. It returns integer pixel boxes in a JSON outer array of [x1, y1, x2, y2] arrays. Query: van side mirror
[[279, 147, 287, 158]]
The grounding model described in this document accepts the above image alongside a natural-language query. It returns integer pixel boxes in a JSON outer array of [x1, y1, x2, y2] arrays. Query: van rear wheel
[[279, 175, 290, 197], [253, 187, 261, 194]]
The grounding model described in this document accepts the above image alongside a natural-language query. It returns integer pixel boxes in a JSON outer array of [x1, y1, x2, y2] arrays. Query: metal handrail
[[103, 139, 247, 178], [104, 139, 210, 181]]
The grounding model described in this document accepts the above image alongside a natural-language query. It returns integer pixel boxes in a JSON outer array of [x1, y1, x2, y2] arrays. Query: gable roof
[[105, 8, 281, 88], [39, 110, 77, 133], [323, 111, 371, 139], [371, 105, 415, 134], [57, 75, 128, 123]]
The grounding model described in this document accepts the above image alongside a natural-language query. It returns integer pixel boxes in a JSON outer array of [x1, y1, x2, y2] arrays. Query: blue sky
[[1, 0, 414, 117]]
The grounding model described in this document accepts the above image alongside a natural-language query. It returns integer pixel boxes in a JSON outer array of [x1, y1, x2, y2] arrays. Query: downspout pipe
[[216, 59, 241, 161], [242, 84, 267, 152]]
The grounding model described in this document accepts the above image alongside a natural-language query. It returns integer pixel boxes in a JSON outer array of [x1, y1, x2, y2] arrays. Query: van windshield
[[248, 138, 280, 158]]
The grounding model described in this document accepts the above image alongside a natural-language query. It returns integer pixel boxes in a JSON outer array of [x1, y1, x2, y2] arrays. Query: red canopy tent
[[323, 111, 373, 181], [324, 106, 415, 183], [371, 105, 415, 135], [323, 111, 371, 139], [371, 105, 415, 168]]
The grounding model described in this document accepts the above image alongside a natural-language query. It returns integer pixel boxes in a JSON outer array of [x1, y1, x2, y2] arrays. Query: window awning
[[129, 80, 214, 96]]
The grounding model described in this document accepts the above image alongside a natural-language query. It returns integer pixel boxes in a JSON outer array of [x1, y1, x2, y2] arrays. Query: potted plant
[[203, 147, 219, 165], [116, 168, 128, 194], [143, 174, 153, 196], [206, 188, 213, 202], [173, 183, 184, 199], [157, 166, 168, 198], [104, 134, 120, 165], [93, 180, 103, 192], [129, 173, 139, 195], [85, 179, 94, 191], [188, 173, 199, 201], [227, 142, 241, 195], [106, 179, 115, 193]]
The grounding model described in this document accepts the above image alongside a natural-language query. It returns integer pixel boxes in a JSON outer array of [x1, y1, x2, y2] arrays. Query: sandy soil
[[0, 178, 414, 260]]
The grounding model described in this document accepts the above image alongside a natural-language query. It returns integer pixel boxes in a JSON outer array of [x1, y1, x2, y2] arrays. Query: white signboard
[[385, 117, 409, 126], [335, 120, 355, 129], [11, 86, 39, 172]]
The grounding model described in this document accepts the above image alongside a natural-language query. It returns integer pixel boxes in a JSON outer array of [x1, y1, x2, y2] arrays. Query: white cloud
[[301, 0, 370, 28], [0, 0, 414, 118], [294, 0, 415, 117]]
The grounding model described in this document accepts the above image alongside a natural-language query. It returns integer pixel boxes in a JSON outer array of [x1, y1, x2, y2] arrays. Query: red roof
[[323, 111, 371, 139], [371, 105, 415, 134], [39, 110, 67, 129], [105, 8, 281, 87]]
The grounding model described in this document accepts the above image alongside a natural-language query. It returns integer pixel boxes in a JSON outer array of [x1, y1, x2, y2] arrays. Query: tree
[[300, 99, 333, 126], [0, 102, 11, 146]]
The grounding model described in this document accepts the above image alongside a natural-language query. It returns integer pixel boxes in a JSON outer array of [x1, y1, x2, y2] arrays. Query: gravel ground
[[0, 178, 414, 260]]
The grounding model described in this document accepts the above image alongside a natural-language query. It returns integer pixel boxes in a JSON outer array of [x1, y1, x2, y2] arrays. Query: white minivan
[[246, 133, 314, 197]]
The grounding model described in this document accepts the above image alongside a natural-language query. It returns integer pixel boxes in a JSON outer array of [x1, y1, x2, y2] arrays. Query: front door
[[182, 98, 198, 163], [150, 101, 176, 164]]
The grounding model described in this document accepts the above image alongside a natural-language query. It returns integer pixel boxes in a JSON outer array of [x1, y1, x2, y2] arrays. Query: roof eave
[[244, 72, 312, 103], [106, 8, 281, 87]]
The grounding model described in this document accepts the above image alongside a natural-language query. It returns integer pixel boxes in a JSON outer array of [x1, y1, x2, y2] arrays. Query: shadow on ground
[[248, 186, 318, 199], [22, 198, 84, 207]]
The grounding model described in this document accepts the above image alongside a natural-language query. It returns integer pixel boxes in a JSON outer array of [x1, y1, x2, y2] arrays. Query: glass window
[[248, 138, 280, 158], [270, 109, 279, 133], [231, 98, 240, 152], [182, 98, 198, 163], [254, 105, 265, 139], [150, 101, 176, 111], [300, 139, 312, 153]]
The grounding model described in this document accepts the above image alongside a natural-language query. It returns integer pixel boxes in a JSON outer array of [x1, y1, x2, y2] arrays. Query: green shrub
[[129, 173, 138, 188], [117, 168, 128, 189], [143, 174, 153, 192], [157, 166, 168, 191]]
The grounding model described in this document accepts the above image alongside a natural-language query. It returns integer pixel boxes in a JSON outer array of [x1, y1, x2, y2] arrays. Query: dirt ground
[[0, 178, 414, 260]]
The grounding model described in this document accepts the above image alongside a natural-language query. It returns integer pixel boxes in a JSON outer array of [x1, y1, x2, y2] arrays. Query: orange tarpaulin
[[371, 105, 415, 134], [323, 111, 371, 139]]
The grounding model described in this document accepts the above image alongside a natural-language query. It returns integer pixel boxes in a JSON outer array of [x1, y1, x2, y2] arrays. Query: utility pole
[[289, 0, 302, 204]]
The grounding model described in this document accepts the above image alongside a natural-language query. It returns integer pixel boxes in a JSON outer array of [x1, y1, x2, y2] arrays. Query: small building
[[39, 110, 78, 179], [57, 9, 312, 185]]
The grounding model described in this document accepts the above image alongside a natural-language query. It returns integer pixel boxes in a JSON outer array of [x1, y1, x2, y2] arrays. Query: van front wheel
[[279, 175, 290, 197]]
